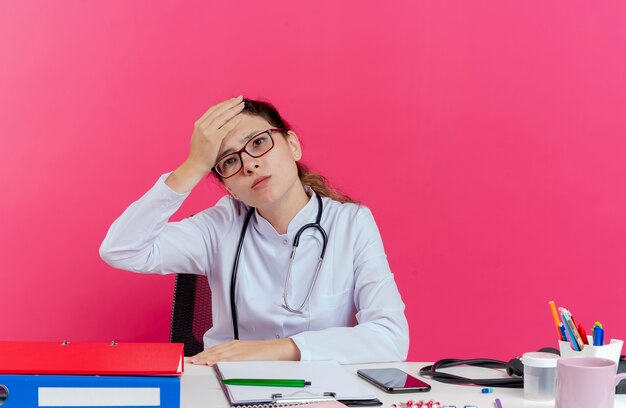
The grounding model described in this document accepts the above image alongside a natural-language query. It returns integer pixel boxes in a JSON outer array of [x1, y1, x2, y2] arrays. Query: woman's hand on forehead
[[165, 95, 245, 193]]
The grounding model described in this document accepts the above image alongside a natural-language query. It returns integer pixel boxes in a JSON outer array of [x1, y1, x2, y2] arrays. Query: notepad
[[214, 361, 382, 407]]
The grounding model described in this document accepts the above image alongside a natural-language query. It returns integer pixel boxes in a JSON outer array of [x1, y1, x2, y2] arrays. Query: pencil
[[549, 301, 562, 340]]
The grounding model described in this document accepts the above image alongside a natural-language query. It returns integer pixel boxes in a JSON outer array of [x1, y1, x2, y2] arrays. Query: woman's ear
[[285, 130, 302, 161]]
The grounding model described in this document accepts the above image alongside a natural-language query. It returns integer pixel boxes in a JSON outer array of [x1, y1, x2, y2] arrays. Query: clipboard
[[214, 361, 382, 407]]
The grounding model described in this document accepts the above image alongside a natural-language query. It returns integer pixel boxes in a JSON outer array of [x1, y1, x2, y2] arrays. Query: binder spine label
[[38, 387, 161, 406]]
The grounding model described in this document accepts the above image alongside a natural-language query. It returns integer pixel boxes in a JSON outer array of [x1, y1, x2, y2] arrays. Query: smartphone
[[357, 368, 431, 393]]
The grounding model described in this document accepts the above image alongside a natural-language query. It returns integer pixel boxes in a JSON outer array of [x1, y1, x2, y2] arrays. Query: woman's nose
[[241, 154, 261, 174]]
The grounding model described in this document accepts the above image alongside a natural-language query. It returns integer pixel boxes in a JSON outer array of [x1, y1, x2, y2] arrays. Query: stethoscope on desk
[[229, 193, 328, 340]]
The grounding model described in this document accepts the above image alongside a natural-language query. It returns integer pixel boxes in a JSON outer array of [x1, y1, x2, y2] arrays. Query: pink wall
[[1, 1, 625, 361]]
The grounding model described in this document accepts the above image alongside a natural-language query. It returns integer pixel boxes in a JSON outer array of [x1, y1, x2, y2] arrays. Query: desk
[[181, 362, 626, 408]]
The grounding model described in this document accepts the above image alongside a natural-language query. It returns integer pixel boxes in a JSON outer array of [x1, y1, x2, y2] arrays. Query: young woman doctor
[[100, 96, 409, 365]]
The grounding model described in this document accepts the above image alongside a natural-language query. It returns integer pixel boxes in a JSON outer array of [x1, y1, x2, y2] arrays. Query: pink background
[[1, 1, 625, 361]]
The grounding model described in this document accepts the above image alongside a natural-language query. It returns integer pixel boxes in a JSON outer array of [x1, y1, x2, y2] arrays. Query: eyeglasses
[[213, 128, 286, 179]]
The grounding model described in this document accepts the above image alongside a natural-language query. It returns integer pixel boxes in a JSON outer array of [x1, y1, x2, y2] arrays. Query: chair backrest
[[170, 274, 212, 357]]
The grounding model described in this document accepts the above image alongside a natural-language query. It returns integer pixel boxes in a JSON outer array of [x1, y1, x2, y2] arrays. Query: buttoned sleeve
[[99, 174, 238, 276], [290, 206, 409, 363]]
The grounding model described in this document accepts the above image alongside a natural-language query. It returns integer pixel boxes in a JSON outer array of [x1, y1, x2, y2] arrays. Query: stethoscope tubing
[[230, 194, 327, 339], [282, 222, 327, 314], [229, 207, 255, 340]]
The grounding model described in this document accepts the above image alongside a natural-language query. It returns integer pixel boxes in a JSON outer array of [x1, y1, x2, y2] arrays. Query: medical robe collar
[[252, 185, 318, 238]]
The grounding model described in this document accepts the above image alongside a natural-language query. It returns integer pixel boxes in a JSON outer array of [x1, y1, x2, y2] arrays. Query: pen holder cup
[[559, 337, 623, 370]]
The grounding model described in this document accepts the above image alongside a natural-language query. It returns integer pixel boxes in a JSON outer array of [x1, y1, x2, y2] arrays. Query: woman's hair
[[231, 98, 356, 204]]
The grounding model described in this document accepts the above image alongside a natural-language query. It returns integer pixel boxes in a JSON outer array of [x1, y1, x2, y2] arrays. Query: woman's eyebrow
[[220, 130, 262, 156]]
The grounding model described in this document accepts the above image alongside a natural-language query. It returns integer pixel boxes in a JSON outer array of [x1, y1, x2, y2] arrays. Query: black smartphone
[[357, 368, 431, 393]]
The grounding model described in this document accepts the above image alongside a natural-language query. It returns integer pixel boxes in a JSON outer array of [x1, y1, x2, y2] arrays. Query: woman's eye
[[253, 136, 268, 146], [222, 157, 237, 168]]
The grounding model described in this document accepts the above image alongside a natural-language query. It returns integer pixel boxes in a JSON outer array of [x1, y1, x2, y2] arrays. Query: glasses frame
[[213, 128, 287, 179]]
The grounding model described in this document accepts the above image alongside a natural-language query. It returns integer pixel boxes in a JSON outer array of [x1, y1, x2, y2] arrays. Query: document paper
[[216, 361, 378, 405]]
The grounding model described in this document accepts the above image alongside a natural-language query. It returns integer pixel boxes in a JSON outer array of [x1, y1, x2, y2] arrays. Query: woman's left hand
[[186, 338, 301, 366]]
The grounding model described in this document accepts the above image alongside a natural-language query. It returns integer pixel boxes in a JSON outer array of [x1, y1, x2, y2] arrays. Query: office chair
[[170, 274, 212, 357]]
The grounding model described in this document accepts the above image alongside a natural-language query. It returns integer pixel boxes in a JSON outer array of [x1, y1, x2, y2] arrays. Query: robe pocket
[[308, 289, 355, 330]]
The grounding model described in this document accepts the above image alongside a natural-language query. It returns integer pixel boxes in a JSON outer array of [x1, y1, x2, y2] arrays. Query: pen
[[222, 378, 311, 387], [495, 398, 503, 408]]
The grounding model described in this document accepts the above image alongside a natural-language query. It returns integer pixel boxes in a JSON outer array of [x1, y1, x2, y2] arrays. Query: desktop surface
[[181, 361, 626, 408]]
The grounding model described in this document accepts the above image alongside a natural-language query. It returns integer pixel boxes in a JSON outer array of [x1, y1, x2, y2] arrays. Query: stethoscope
[[229, 193, 328, 339]]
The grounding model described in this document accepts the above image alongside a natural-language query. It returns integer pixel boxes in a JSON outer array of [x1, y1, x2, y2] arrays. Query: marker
[[595, 327, 605, 346], [593, 322, 604, 346], [221, 378, 311, 387], [495, 398, 503, 408], [549, 301, 562, 340]]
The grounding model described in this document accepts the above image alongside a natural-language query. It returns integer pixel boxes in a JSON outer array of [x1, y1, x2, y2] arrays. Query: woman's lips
[[252, 176, 271, 189]]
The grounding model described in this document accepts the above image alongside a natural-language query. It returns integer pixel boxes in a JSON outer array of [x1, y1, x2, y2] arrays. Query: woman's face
[[217, 114, 303, 210]]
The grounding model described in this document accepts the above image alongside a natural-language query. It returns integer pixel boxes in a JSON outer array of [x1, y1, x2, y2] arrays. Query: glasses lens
[[216, 154, 242, 178], [245, 131, 274, 157]]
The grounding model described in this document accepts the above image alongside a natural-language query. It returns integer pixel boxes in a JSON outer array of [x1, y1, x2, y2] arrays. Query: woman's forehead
[[219, 115, 272, 153]]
